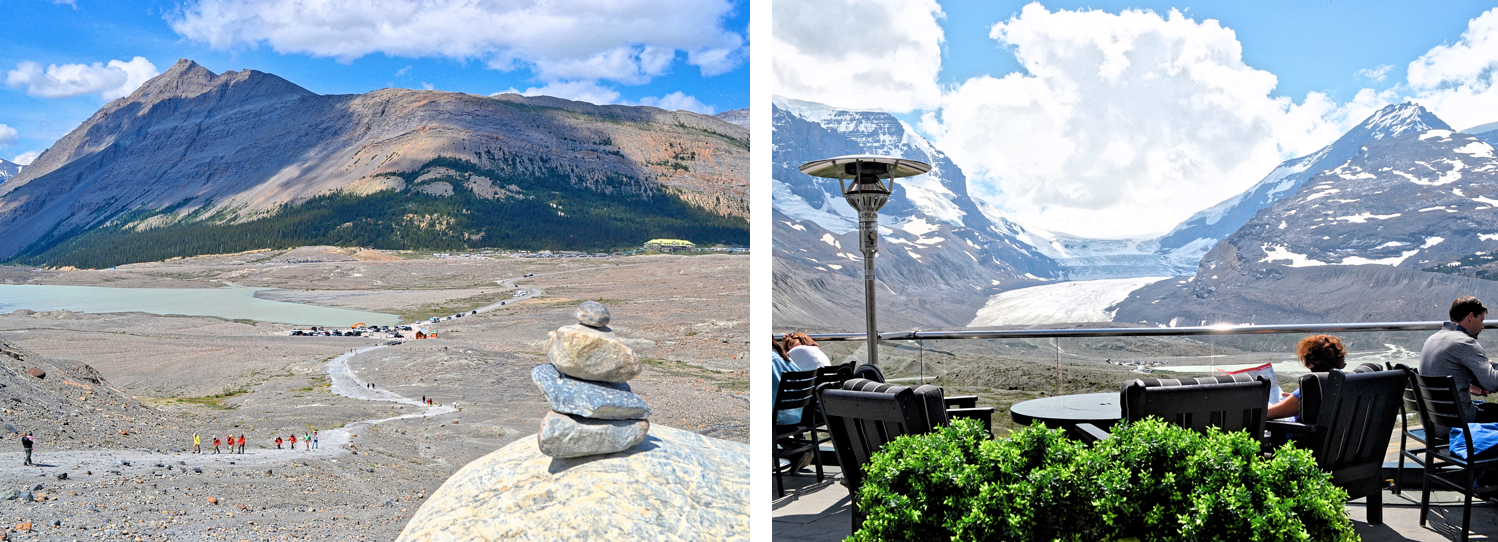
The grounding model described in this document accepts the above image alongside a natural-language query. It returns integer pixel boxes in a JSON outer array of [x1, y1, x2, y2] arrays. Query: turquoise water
[[0, 284, 400, 327]]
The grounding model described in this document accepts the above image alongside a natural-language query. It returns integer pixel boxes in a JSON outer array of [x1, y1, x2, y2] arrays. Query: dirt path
[[5, 345, 451, 473]]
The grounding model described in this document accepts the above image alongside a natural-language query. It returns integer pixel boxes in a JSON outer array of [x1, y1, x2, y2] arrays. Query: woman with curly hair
[[1267, 334, 1347, 420]]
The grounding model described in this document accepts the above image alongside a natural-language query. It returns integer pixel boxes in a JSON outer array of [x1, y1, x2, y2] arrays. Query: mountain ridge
[[0, 60, 748, 266], [1115, 108, 1498, 325], [771, 97, 1060, 330]]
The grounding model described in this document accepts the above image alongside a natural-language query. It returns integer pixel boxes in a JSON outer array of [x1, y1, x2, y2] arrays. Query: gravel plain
[[0, 247, 748, 540]]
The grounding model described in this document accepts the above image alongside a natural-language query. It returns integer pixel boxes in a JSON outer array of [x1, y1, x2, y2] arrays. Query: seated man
[[1420, 296, 1498, 423]]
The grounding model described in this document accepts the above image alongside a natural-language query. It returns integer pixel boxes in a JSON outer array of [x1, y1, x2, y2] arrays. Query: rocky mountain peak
[[1357, 102, 1449, 141], [116, 58, 313, 113]]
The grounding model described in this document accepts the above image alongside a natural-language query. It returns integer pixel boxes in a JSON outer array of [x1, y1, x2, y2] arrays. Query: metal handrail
[[777, 320, 1485, 342]]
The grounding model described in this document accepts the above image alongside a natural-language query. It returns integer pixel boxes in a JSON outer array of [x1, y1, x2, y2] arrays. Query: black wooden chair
[[852, 364, 884, 383], [820, 378, 991, 532], [1264, 367, 1406, 525], [772, 368, 821, 497], [1389, 363, 1430, 496], [796, 364, 853, 466], [1076, 375, 1270, 442], [1408, 369, 1498, 542]]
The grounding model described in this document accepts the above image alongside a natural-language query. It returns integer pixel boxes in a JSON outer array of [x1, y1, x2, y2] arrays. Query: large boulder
[[398, 424, 749, 541]]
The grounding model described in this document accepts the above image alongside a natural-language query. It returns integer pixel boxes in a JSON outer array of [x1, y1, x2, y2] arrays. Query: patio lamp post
[[798, 155, 931, 367]]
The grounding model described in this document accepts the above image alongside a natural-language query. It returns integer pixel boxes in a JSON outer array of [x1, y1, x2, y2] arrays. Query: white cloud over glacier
[[771, 1, 1497, 238], [920, 4, 1388, 237], [772, 0, 946, 113], [1406, 7, 1498, 131]]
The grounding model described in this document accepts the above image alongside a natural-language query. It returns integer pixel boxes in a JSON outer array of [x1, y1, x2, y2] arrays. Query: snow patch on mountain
[[772, 178, 856, 234], [1456, 142, 1496, 159]]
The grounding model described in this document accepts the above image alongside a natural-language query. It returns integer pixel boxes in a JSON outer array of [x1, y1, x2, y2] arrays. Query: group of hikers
[[190, 430, 318, 454]]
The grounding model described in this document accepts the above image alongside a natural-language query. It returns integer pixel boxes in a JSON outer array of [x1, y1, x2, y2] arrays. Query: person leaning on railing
[[1267, 335, 1347, 421], [1420, 296, 1498, 423]]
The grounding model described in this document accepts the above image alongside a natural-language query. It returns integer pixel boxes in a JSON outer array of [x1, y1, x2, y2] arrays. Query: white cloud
[[12, 151, 40, 166], [639, 91, 715, 114], [394, 66, 411, 77], [0, 124, 16, 148], [496, 81, 623, 106], [1406, 7, 1498, 130], [421, 82, 434, 90], [50, 0, 77, 8], [168, 0, 744, 86], [920, 4, 1382, 238], [492, 84, 716, 114], [5, 57, 160, 100], [1357, 64, 1393, 83], [772, 0, 945, 113]]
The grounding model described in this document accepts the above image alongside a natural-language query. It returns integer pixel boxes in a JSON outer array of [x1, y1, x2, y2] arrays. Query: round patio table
[[1010, 392, 1120, 431]]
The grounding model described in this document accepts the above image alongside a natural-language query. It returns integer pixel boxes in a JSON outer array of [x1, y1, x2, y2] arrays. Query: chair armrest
[[1264, 420, 1319, 435], [946, 407, 993, 436], [944, 395, 979, 409], [1074, 422, 1110, 443]]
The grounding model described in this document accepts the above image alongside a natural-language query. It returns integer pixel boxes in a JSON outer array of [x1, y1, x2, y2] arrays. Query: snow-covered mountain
[[1152, 103, 1451, 270], [772, 96, 1061, 329], [1116, 105, 1498, 325], [0, 159, 19, 184]]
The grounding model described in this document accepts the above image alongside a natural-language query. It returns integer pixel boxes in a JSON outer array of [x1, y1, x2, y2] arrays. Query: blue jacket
[[770, 349, 802, 425]]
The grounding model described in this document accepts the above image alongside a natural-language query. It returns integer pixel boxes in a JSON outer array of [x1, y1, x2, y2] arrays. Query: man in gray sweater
[[1420, 296, 1498, 423]]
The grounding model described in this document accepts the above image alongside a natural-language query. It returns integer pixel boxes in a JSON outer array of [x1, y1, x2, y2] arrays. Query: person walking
[[289, 434, 297, 449], [192, 433, 201, 454], [21, 432, 33, 466], [275, 436, 283, 449], [304, 432, 311, 451], [312, 430, 318, 450], [238, 435, 246, 454], [212, 436, 221, 454]]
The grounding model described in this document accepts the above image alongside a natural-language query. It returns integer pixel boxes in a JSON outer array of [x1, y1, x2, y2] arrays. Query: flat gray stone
[[532, 364, 650, 420], [398, 424, 748, 541], [576, 301, 611, 328], [546, 326, 640, 383], [536, 411, 648, 458]]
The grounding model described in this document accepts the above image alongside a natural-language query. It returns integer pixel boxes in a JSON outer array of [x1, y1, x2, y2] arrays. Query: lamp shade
[[797, 155, 932, 180]]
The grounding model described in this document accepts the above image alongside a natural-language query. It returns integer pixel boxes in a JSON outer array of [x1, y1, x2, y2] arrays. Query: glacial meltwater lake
[[0, 284, 400, 327]]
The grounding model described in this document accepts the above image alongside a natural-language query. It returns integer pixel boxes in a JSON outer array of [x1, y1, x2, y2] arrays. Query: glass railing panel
[[792, 323, 1439, 436]]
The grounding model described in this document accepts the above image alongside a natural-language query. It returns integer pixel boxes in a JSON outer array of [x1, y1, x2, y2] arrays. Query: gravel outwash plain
[[0, 248, 748, 540]]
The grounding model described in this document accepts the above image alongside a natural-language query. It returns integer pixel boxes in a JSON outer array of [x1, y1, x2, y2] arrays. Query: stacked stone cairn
[[532, 301, 650, 458]]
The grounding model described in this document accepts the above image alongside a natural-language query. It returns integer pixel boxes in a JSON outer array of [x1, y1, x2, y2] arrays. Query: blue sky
[[0, 0, 749, 165], [935, 1, 1497, 107], [774, 1, 1498, 238]]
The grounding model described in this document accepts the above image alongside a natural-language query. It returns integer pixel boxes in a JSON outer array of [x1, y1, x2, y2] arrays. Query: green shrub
[[852, 418, 1358, 542]]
